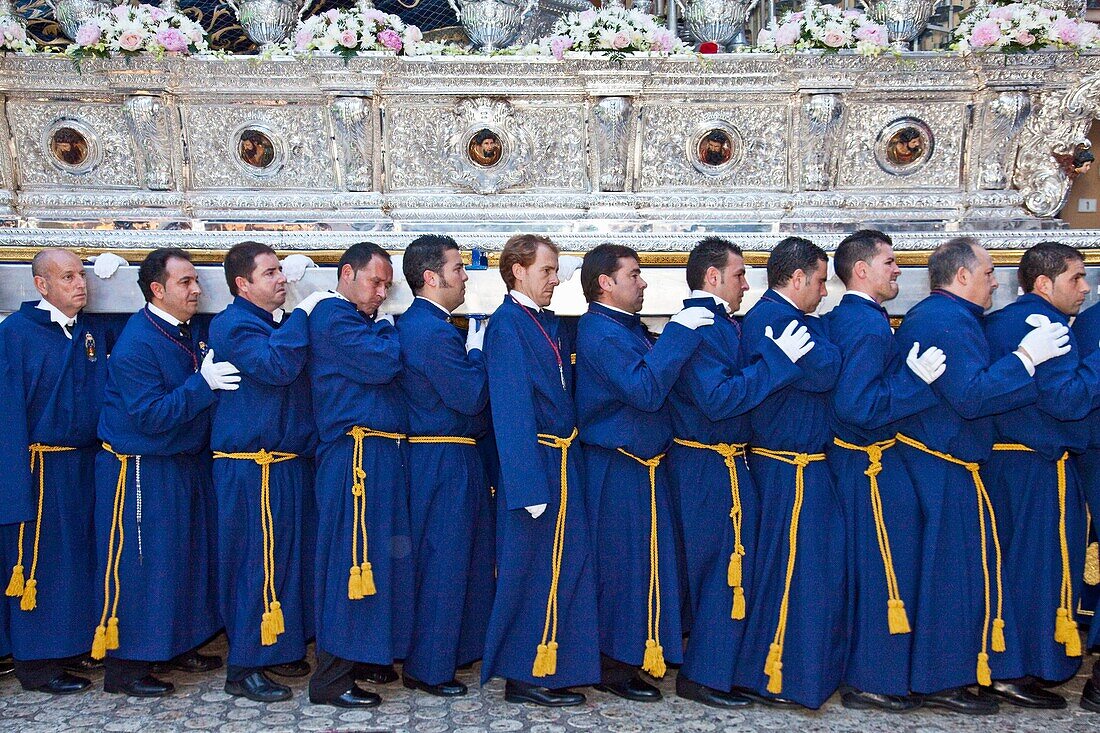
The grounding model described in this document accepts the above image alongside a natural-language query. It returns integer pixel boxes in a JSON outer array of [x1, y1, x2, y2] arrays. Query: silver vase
[[225, 0, 305, 47], [448, 0, 535, 52], [47, 0, 113, 40], [861, 0, 938, 50], [683, 0, 758, 48]]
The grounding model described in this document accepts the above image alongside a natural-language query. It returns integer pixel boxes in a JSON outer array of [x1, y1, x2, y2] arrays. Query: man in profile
[[469, 130, 502, 166]]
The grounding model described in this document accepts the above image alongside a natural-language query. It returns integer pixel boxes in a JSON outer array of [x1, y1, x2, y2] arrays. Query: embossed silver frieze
[[592, 97, 632, 193]]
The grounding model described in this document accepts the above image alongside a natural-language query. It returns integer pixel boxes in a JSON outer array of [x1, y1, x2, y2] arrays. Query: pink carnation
[[338, 28, 357, 46], [549, 34, 571, 59], [774, 20, 800, 46], [988, 6, 1014, 20], [578, 8, 597, 22], [148, 6, 168, 21], [378, 28, 402, 50], [968, 18, 1002, 48], [117, 29, 144, 51], [650, 29, 674, 52], [74, 21, 101, 46], [362, 8, 386, 20], [155, 27, 188, 51], [1051, 17, 1082, 45], [295, 26, 314, 49]]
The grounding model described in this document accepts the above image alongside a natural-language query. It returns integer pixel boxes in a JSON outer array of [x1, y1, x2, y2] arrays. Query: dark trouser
[[227, 664, 259, 683], [14, 658, 63, 689], [308, 648, 355, 701], [601, 654, 636, 686], [105, 657, 152, 688]]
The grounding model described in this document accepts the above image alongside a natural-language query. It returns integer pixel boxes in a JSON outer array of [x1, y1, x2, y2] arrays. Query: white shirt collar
[[772, 288, 819, 318], [147, 302, 184, 327], [271, 308, 285, 324], [845, 289, 878, 304], [690, 289, 731, 313], [36, 299, 76, 339], [509, 290, 541, 312], [595, 302, 635, 316], [416, 295, 452, 316]]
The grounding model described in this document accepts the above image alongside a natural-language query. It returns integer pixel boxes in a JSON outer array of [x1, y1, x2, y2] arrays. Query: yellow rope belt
[[6, 444, 77, 612], [530, 428, 577, 679], [91, 443, 129, 660], [212, 449, 299, 647], [672, 438, 749, 620], [617, 446, 669, 679], [896, 433, 1006, 685], [992, 443, 1081, 657], [833, 437, 911, 636], [750, 447, 826, 695], [407, 436, 478, 446], [345, 427, 405, 601]]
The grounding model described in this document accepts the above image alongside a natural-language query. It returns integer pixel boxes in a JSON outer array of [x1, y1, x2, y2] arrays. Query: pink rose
[[650, 29, 674, 52], [774, 20, 800, 46], [74, 21, 101, 46], [338, 28, 357, 46], [295, 26, 314, 49], [855, 24, 885, 44], [968, 18, 1002, 48], [118, 30, 145, 51], [822, 28, 848, 47], [1051, 17, 1082, 45], [378, 28, 402, 50], [404, 25, 422, 43], [611, 30, 630, 48], [1015, 29, 1035, 45], [549, 34, 571, 59], [155, 27, 188, 51]]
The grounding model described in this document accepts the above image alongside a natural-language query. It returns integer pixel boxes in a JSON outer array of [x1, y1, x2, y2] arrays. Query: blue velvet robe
[[209, 297, 316, 669], [307, 296, 413, 664], [1072, 302, 1100, 648], [826, 293, 937, 696], [480, 295, 600, 688], [575, 302, 702, 670], [892, 290, 1037, 692], [985, 294, 1100, 681], [667, 296, 800, 692], [0, 303, 114, 661], [95, 306, 220, 661], [397, 297, 495, 685], [734, 290, 845, 708]]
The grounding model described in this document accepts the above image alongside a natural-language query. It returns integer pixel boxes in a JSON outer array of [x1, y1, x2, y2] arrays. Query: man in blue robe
[[984, 242, 1100, 706], [481, 234, 599, 707], [575, 243, 714, 703], [94, 247, 239, 697], [667, 237, 811, 709], [209, 242, 334, 702], [826, 230, 946, 712], [734, 236, 843, 709], [307, 241, 409, 709], [893, 236, 1070, 713], [397, 234, 494, 697], [0, 249, 115, 694]]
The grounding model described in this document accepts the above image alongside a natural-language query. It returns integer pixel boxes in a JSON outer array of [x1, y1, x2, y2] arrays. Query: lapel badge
[[84, 332, 97, 362], [198, 340, 210, 359]]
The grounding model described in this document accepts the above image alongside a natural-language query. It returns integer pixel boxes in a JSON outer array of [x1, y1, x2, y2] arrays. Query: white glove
[[669, 306, 715, 331], [765, 320, 814, 364], [292, 290, 338, 316], [377, 313, 395, 327], [1025, 313, 1052, 329], [280, 254, 316, 283], [200, 349, 241, 391], [526, 503, 547, 519], [466, 317, 486, 353], [906, 342, 946, 385], [89, 252, 128, 279], [557, 255, 584, 282], [1017, 321, 1071, 367]]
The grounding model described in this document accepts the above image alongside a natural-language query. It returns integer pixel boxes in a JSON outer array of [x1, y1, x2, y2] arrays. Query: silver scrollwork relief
[[330, 97, 374, 192], [974, 90, 1031, 191], [801, 93, 845, 191], [592, 97, 632, 193], [125, 95, 175, 191]]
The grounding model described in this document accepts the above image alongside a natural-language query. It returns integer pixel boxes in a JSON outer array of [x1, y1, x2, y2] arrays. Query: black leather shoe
[[1081, 679, 1100, 712], [403, 673, 467, 697], [225, 671, 292, 703], [104, 674, 175, 698], [841, 689, 922, 712], [504, 679, 586, 707], [30, 672, 91, 695], [923, 687, 998, 715], [979, 680, 1067, 709], [267, 659, 311, 678], [595, 674, 662, 702], [676, 676, 752, 709], [355, 662, 398, 685], [165, 650, 223, 673], [737, 687, 802, 708], [63, 655, 103, 674], [309, 684, 381, 708], [0, 656, 14, 678]]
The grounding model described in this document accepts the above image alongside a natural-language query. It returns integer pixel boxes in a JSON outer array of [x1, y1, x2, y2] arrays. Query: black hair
[[686, 236, 743, 291], [338, 241, 391, 279], [403, 235, 460, 294], [581, 243, 639, 303], [138, 247, 191, 303], [834, 229, 893, 287], [224, 241, 276, 297], [1018, 241, 1082, 293], [766, 236, 827, 289]]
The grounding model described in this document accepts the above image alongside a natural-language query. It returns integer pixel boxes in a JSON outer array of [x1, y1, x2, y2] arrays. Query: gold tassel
[[91, 625, 107, 660], [991, 618, 1006, 653], [1065, 620, 1082, 657], [5, 564, 24, 597], [1055, 607, 1069, 643], [260, 612, 276, 646], [532, 643, 549, 678], [544, 641, 558, 677], [348, 565, 364, 600], [887, 598, 911, 635], [106, 617, 120, 650], [977, 652, 992, 686], [766, 661, 783, 694], [270, 600, 285, 635], [727, 551, 741, 588], [641, 639, 666, 678], [361, 562, 377, 596], [764, 642, 780, 676], [731, 586, 746, 620], [18, 578, 36, 611]]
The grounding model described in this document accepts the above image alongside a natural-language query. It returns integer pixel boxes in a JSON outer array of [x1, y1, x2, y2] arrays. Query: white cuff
[[1015, 350, 1036, 377]]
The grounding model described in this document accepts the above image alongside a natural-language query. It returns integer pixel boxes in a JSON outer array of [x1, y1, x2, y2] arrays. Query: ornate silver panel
[[801, 93, 845, 191], [592, 97, 633, 193], [973, 90, 1031, 191], [124, 95, 176, 192], [330, 97, 375, 192]]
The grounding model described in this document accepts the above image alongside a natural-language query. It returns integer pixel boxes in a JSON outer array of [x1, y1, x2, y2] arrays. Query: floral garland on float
[[951, 1, 1099, 53], [0, 8, 36, 54], [756, 1, 891, 55], [291, 0, 424, 58], [536, 5, 690, 60], [65, 2, 208, 59]]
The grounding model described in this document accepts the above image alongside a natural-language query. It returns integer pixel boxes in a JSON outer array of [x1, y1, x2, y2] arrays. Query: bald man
[[0, 249, 117, 694]]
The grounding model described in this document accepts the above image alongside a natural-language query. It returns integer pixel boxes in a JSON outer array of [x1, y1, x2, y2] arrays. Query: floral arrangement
[[66, 3, 208, 59], [292, 4, 423, 58], [0, 16, 36, 54], [756, 3, 890, 55], [951, 2, 1099, 53], [538, 5, 689, 60]]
